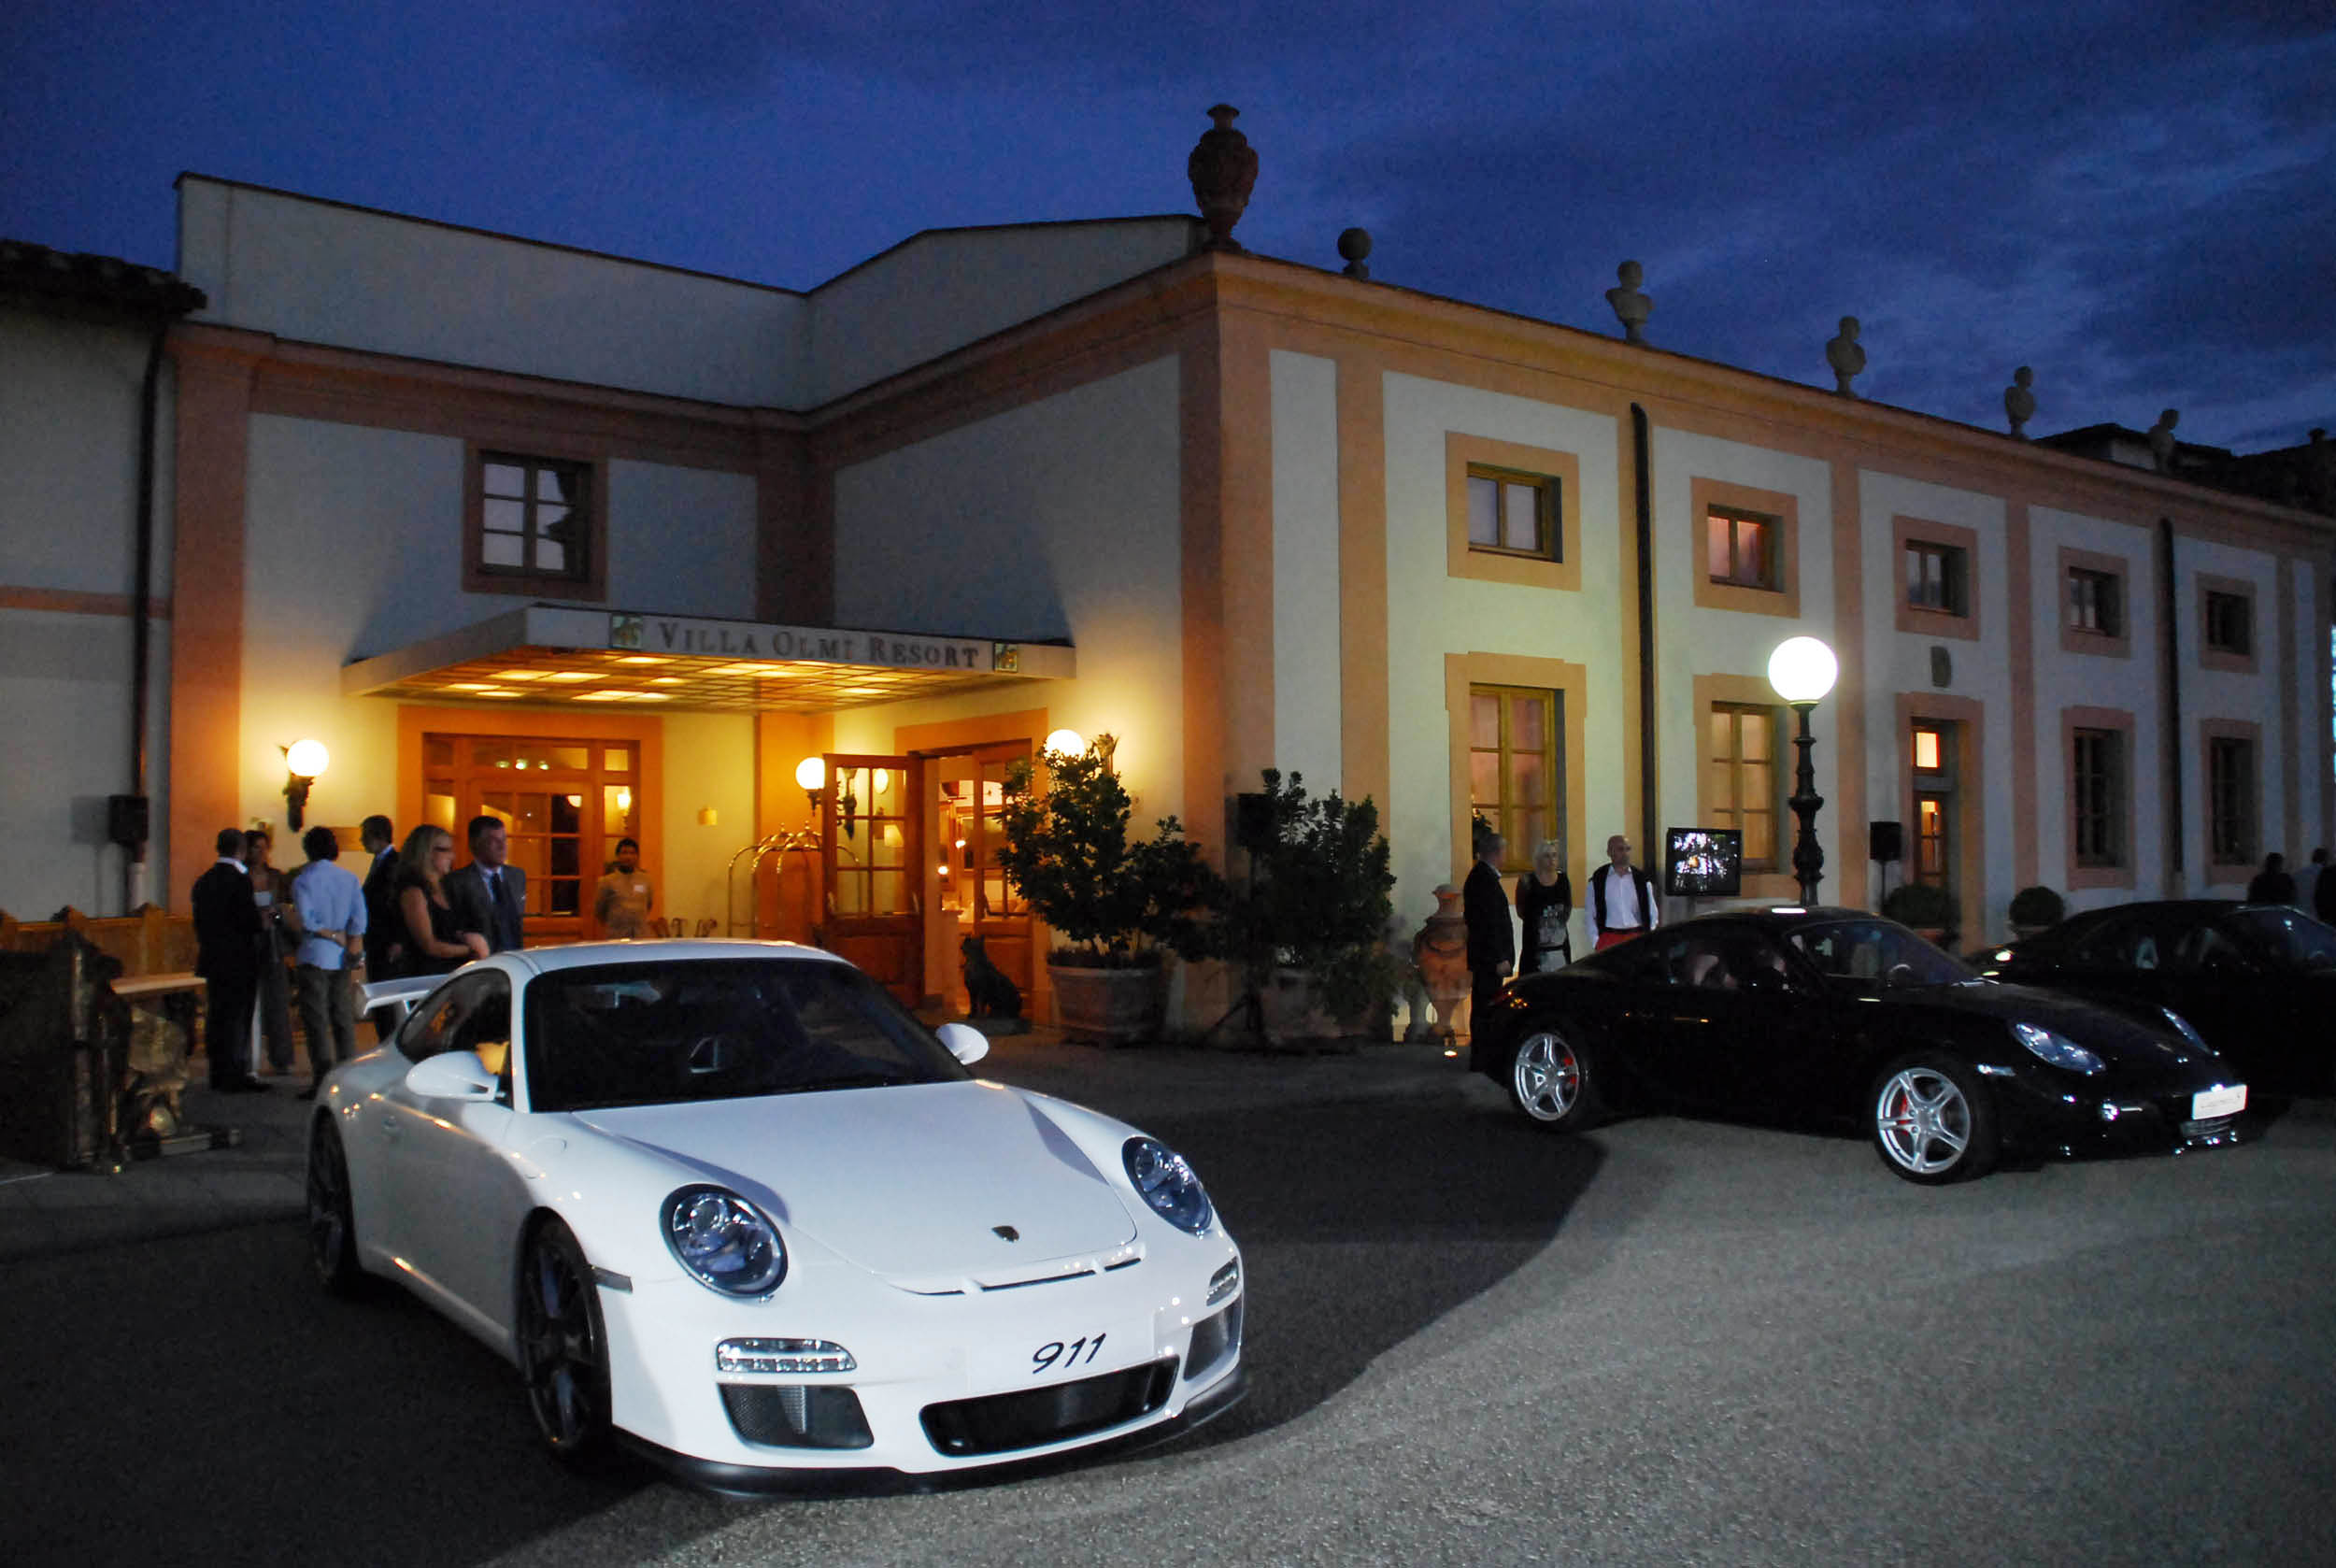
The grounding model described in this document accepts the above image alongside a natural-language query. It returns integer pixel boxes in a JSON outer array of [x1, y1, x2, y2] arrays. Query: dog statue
[[961, 935, 1023, 1019]]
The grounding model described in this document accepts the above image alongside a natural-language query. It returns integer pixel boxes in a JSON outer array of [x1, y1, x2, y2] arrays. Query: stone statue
[[2004, 365, 2036, 438], [1605, 260, 1652, 343], [1188, 105, 1258, 252], [1827, 316, 1865, 396], [1338, 227, 1373, 279], [2148, 408, 2179, 472]]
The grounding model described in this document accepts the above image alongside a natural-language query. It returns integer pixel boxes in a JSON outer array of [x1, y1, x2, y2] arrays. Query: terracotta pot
[[1411, 884, 1470, 1040], [1047, 961, 1167, 1047]]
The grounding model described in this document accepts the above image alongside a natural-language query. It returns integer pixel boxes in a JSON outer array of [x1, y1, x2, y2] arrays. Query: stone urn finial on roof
[[2148, 407, 2180, 472], [1606, 260, 1652, 343], [2004, 365, 2036, 438], [1827, 316, 1866, 396], [1189, 104, 1259, 252]]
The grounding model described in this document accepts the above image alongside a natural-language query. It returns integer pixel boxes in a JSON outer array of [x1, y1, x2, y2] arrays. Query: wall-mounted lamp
[[794, 755, 827, 813], [282, 739, 329, 831], [1043, 728, 1085, 760]]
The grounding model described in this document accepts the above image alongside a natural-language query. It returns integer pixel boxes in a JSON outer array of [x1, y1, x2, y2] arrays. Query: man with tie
[[447, 814, 528, 952], [191, 826, 268, 1093]]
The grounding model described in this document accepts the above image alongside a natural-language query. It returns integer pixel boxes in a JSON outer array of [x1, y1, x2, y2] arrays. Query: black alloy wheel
[[306, 1117, 364, 1294], [516, 1218, 614, 1462]]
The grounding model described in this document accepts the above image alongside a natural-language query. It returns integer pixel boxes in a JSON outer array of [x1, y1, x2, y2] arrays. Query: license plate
[[977, 1317, 1147, 1387], [2192, 1084, 2246, 1119]]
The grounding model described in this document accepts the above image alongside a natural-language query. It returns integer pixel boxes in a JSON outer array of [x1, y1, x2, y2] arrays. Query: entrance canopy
[[341, 606, 1074, 712]]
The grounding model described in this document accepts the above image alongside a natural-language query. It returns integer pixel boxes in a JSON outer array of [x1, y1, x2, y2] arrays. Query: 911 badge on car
[[315, 942, 1245, 1486]]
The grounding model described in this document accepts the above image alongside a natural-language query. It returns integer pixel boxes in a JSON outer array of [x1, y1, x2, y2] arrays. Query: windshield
[[1788, 917, 1977, 987], [521, 959, 972, 1113], [2229, 906, 2336, 973]]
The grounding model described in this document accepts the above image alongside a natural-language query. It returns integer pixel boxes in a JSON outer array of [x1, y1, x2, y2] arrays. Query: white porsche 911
[[314, 941, 1245, 1486]]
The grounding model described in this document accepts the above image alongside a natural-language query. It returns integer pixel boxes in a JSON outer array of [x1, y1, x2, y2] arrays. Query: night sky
[[6, 2, 2329, 452]]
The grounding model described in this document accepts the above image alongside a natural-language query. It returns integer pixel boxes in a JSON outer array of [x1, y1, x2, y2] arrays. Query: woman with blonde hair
[[1516, 838, 1574, 974], [392, 824, 490, 977]]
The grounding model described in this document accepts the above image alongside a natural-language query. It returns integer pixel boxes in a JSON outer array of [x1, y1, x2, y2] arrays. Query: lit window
[[1707, 704, 1778, 871], [1465, 467, 1558, 559], [1707, 507, 1778, 591], [1912, 726, 1944, 773], [1469, 684, 1560, 874]]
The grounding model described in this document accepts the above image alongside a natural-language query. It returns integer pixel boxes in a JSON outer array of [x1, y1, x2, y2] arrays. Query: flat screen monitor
[[1664, 827, 1743, 898]]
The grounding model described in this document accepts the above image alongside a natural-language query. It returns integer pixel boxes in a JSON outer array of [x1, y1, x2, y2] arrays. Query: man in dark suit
[[192, 826, 267, 1093], [1463, 830, 1515, 1042], [447, 814, 526, 952], [358, 814, 401, 1040]]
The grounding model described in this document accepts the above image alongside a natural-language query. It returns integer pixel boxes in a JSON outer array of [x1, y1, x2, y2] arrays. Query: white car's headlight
[[2013, 1022, 2105, 1076], [2160, 1006, 2210, 1052], [662, 1185, 787, 1296], [1122, 1137, 1213, 1234]]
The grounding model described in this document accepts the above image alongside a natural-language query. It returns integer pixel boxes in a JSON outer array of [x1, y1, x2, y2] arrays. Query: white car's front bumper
[[595, 1237, 1245, 1480]]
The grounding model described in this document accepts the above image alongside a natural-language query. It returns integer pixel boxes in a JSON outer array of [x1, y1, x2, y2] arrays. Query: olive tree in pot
[[994, 736, 1218, 1045], [1879, 880, 1959, 948], [1215, 769, 1402, 1046], [2007, 884, 2066, 939]]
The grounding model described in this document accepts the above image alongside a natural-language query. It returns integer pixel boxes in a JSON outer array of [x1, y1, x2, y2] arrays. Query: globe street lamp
[[1766, 637, 1838, 905]]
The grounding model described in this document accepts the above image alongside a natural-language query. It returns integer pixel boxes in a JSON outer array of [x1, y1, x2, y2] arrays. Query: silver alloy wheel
[[1512, 1031, 1582, 1122], [1874, 1065, 1973, 1176]]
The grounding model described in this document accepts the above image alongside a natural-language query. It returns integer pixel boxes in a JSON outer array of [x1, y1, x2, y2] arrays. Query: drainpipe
[[1631, 405, 1657, 857], [2158, 517, 2183, 895], [124, 321, 167, 913]]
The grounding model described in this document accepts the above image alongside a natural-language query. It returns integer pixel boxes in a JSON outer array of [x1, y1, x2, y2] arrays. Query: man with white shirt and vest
[[447, 814, 527, 952], [1586, 834, 1659, 951]]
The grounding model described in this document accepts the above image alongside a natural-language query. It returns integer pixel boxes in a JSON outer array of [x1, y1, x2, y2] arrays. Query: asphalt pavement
[[4, 1035, 2332, 1567]]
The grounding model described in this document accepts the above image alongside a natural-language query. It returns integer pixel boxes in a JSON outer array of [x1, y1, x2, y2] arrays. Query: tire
[[1508, 1025, 1602, 1131], [1870, 1053, 1998, 1184], [306, 1117, 365, 1295], [515, 1218, 614, 1463]]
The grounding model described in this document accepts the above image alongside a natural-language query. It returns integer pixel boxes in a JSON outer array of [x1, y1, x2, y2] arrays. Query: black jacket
[[362, 848, 402, 973], [1463, 860, 1515, 973], [446, 862, 526, 951], [191, 862, 263, 983]]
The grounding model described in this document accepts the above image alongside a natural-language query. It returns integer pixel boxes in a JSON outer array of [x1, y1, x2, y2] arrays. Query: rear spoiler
[[361, 973, 447, 1025]]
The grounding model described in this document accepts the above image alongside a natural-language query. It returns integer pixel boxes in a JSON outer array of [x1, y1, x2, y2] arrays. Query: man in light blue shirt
[[290, 825, 368, 1099]]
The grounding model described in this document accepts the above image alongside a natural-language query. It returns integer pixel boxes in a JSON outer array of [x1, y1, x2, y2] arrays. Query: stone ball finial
[[1188, 104, 1259, 253], [2004, 365, 2036, 438], [1605, 260, 1652, 344], [1337, 227, 1373, 279], [2148, 407, 2180, 472], [1826, 316, 1866, 396]]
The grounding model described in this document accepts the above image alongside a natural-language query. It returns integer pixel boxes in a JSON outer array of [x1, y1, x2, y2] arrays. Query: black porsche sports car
[[1470, 908, 2249, 1183], [1969, 901, 2336, 1097]]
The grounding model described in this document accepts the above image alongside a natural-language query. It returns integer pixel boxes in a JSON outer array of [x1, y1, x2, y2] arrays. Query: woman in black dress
[[1516, 838, 1574, 974], [392, 825, 489, 976]]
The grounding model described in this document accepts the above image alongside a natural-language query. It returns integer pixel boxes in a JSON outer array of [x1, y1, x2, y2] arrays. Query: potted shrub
[[1216, 769, 1400, 1046], [1880, 881, 1959, 948], [2007, 884, 2066, 938], [994, 736, 1218, 1045]]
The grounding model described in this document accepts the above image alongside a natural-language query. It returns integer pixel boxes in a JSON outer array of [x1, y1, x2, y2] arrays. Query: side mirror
[[936, 1020, 990, 1066], [405, 1050, 501, 1100]]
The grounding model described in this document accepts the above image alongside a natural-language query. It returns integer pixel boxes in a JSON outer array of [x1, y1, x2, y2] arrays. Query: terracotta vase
[[1411, 884, 1470, 1040], [1047, 960, 1167, 1047]]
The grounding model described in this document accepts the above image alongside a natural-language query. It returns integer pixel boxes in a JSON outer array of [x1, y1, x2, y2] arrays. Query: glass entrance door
[[421, 734, 640, 943], [820, 753, 922, 1005], [933, 742, 1034, 1006]]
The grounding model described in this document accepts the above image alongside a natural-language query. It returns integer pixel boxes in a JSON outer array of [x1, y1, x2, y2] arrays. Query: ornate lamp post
[[1766, 637, 1839, 905]]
